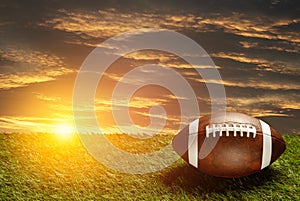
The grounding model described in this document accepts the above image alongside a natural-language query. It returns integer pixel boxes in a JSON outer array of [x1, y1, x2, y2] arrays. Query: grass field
[[0, 133, 299, 200]]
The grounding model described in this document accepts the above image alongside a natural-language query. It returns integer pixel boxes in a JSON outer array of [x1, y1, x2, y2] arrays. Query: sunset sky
[[0, 0, 299, 135]]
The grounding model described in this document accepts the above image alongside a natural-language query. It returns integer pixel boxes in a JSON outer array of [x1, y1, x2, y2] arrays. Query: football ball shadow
[[160, 162, 283, 193]]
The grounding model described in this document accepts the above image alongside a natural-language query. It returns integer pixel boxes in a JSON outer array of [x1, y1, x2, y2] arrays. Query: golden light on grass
[[53, 123, 75, 139]]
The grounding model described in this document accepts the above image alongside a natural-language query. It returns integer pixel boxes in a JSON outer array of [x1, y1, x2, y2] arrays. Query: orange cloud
[[39, 9, 163, 39], [95, 96, 169, 111], [239, 41, 299, 53], [225, 93, 300, 118], [39, 9, 299, 54], [227, 95, 300, 109], [200, 14, 300, 43], [124, 51, 220, 70], [34, 93, 61, 102], [212, 52, 300, 76], [0, 48, 74, 89], [223, 80, 300, 91], [187, 75, 300, 90]]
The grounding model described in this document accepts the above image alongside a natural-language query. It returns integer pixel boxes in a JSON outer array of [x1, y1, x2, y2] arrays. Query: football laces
[[206, 123, 257, 138]]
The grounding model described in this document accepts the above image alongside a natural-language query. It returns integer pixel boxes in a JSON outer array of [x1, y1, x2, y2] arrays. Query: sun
[[53, 123, 75, 138]]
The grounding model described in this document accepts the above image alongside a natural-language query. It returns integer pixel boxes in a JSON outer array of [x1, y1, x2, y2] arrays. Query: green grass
[[0, 133, 299, 200]]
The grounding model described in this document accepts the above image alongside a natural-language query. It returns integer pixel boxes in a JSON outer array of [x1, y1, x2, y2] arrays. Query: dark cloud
[[260, 109, 300, 134]]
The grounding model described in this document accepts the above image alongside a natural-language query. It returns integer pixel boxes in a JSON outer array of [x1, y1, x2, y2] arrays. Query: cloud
[[1, 2, 298, 134], [0, 47, 74, 89], [36, 9, 205, 41], [222, 80, 300, 90], [226, 93, 300, 116], [122, 51, 220, 70], [212, 52, 300, 76], [34, 92, 74, 116], [123, 51, 173, 63], [38, 8, 299, 85], [129, 96, 169, 109], [39, 9, 162, 40], [239, 41, 299, 53], [186, 73, 300, 91], [95, 96, 169, 111], [199, 14, 300, 43], [0, 116, 74, 133], [39, 8, 300, 47], [34, 93, 61, 102]]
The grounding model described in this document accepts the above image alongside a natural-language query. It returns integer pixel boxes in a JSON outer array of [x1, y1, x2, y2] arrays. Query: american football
[[172, 112, 286, 178]]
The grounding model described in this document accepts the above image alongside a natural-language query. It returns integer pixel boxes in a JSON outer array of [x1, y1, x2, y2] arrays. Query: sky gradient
[[0, 0, 299, 134]]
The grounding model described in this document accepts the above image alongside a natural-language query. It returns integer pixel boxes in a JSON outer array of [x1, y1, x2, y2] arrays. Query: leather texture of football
[[172, 112, 286, 178]]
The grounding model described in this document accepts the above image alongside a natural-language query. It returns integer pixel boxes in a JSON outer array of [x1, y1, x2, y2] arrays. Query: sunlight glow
[[53, 124, 74, 138]]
